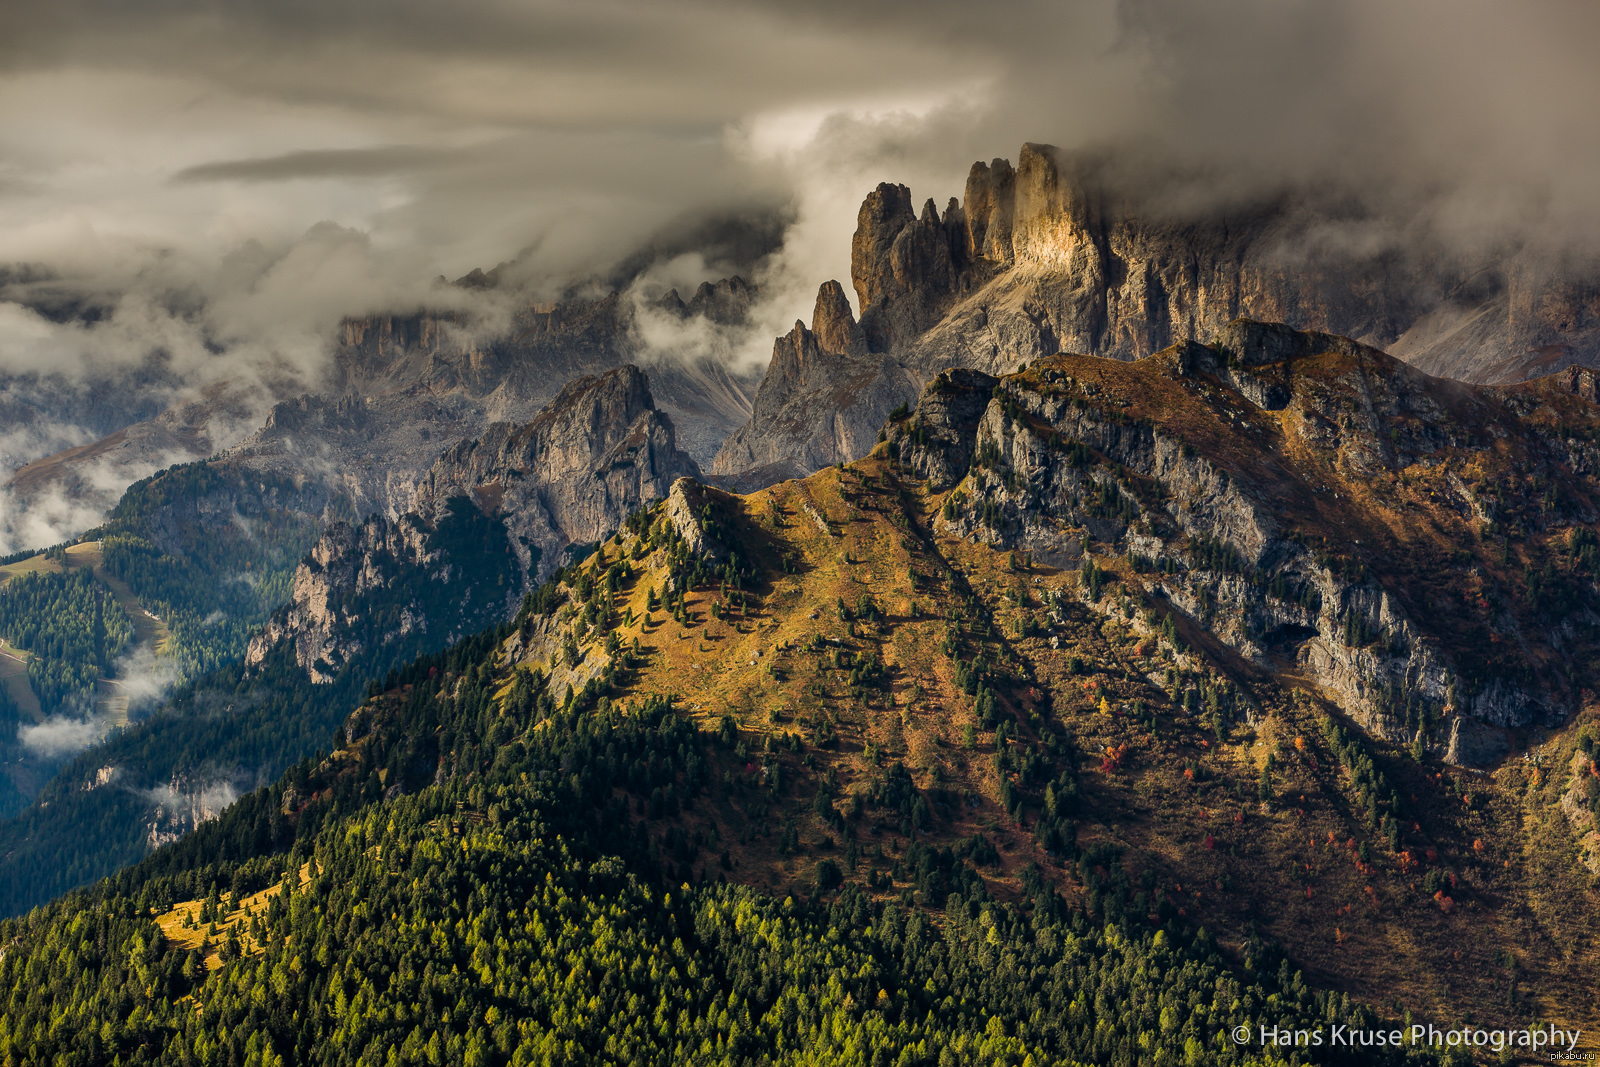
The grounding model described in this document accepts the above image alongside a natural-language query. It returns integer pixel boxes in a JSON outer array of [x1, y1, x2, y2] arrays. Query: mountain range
[[1, 142, 1599, 1062]]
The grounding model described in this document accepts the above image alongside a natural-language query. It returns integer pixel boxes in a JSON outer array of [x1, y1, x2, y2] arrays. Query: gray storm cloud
[[6, 0, 1597, 273]]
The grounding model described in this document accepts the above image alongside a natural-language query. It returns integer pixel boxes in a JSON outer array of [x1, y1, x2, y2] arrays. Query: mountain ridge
[[713, 143, 1600, 486], [244, 364, 698, 683]]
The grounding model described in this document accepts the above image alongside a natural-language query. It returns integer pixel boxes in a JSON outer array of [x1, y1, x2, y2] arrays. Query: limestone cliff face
[[711, 282, 920, 487], [855, 143, 1600, 373], [247, 366, 698, 682], [719, 143, 1600, 485], [845, 144, 1430, 366], [140, 776, 245, 851], [888, 320, 1600, 763], [888, 367, 998, 491], [659, 477, 734, 566], [401, 364, 700, 577], [241, 497, 521, 685]]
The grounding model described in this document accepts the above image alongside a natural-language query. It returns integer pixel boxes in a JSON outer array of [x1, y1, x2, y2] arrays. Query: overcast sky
[[3, 0, 1600, 384]]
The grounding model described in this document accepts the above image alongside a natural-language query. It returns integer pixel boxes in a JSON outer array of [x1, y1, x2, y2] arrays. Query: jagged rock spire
[[811, 280, 867, 357]]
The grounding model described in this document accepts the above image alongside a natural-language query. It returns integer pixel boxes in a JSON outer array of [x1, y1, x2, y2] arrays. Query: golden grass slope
[[505, 447, 1600, 1044]]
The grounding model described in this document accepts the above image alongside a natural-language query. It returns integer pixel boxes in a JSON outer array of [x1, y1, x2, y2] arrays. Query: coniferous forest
[[0, 595, 1426, 1067], [0, 569, 132, 710]]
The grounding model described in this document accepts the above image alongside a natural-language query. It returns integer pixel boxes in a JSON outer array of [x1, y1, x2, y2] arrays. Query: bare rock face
[[865, 143, 1428, 369], [719, 142, 1600, 487], [851, 186, 961, 352], [811, 280, 868, 358], [661, 477, 733, 566], [140, 775, 243, 851], [962, 158, 1015, 263], [710, 283, 920, 487], [247, 366, 698, 682], [684, 275, 756, 325], [887, 320, 1600, 764], [887, 367, 998, 491], [404, 364, 699, 578], [242, 500, 521, 685]]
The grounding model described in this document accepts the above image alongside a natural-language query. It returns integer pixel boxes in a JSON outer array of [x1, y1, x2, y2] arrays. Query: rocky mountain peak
[[811, 280, 867, 358], [248, 364, 697, 682], [850, 183, 917, 314], [850, 184, 961, 353], [883, 321, 1600, 762], [719, 141, 1600, 487], [529, 362, 656, 448], [1008, 143, 1104, 267], [684, 275, 755, 324], [708, 278, 921, 485], [962, 156, 1016, 263], [409, 364, 695, 571]]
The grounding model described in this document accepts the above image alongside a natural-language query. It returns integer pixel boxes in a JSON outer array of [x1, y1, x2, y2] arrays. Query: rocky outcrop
[[243, 501, 519, 684], [886, 320, 1600, 763], [888, 367, 998, 491], [852, 187, 963, 352], [710, 283, 920, 487], [811, 280, 868, 358], [869, 143, 1579, 371], [661, 477, 735, 566], [248, 366, 698, 682], [402, 365, 699, 578], [674, 275, 756, 325], [140, 776, 243, 851], [719, 142, 1600, 487]]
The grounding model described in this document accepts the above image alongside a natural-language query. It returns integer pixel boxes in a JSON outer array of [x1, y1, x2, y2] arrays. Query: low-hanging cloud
[[0, 413, 265, 554], [12, 642, 185, 755], [13, 646, 190, 777], [109, 643, 183, 718], [0, 484, 109, 556], [139, 779, 239, 819], [0, 218, 521, 538], [19, 714, 109, 759]]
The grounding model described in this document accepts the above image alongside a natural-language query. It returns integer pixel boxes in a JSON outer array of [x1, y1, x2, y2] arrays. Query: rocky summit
[[246, 365, 697, 683], [887, 320, 1600, 763], [715, 143, 1600, 487]]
